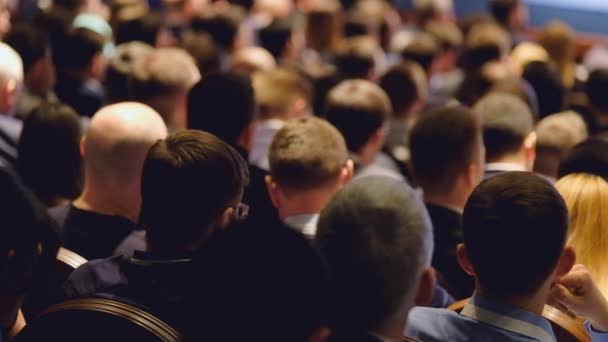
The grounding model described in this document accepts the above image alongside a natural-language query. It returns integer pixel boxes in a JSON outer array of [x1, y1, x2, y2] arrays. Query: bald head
[[84, 102, 168, 188], [0, 42, 23, 115]]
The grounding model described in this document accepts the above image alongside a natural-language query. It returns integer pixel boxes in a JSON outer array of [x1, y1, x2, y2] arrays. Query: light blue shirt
[[283, 214, 319, 238]]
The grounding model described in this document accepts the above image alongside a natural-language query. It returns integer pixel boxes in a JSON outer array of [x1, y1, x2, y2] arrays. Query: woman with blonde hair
[[556, 173, 608, 297], [538, 20, 576, 88]]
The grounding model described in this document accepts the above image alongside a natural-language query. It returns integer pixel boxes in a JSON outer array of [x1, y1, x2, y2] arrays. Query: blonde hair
[[538, 21, 576, 88], [556, 173, 608, 297]]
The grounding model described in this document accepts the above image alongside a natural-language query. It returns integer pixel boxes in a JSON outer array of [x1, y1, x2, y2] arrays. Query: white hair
[[0, 42, 23, 84]]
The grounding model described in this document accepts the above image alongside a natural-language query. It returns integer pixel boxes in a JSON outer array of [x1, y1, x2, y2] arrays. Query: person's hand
[[551, 264, 608, 332]]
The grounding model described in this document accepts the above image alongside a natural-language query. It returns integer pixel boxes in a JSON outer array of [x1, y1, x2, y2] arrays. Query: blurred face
[[0, 0, 10, 39], [510, 2, 529, 31]]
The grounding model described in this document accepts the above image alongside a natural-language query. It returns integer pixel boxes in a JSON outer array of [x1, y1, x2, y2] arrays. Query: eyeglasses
[[233, 203, 250, 221]]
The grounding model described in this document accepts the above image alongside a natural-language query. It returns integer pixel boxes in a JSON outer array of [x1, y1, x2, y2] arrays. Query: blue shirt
[[406, 294, 556, 341]]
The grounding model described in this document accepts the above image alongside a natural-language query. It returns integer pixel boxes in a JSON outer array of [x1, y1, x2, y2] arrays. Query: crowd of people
[[3, 0, 608, 340]]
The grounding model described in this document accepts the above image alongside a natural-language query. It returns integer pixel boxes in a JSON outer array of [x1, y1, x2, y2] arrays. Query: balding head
[[0, 42, 23, 115], [83, 102, 167, 191]]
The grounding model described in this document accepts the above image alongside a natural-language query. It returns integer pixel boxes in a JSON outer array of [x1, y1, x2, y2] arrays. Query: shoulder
[[63, 256, 126, 299], [405, 307, 471, 342]]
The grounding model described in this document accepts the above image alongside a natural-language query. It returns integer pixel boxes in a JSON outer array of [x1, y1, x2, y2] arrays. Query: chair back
[[15, 298, 180, 342], [447, 298, 591, 342]]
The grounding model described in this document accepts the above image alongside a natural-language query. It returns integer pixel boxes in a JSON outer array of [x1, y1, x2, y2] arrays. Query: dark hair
[[379, 62, 422, 117], [559, 137, 608, 180], [181, 31, 221, 74], [187, 72, 255, 147], [586, 69, 608, 112], [410, 106, 482, 191], [184, 223, 330, 341], [523, 61, 564, 119], [269, 116, 348, 191], [114, 13, 162, 46], [53, 28, 104, 72], [259, 18, 292, 59], [489, 0, 520, 27], [3, 24, 50, 74], [17, 103, 82, 207], [105, 41, 153, 103], [462, 23, 510, 71], [400, 32, 440, 72], [141, 130, 249, 251], [474, 93, 534, 162], [324, 80, 391, 153], [316, 176, 432, 332], [334, 36, 379, 79], [190, 5, 244, 51], [463, 172, 568, 297]]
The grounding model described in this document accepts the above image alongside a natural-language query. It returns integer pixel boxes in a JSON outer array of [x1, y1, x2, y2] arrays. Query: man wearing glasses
[[63, 130, 250, 328]]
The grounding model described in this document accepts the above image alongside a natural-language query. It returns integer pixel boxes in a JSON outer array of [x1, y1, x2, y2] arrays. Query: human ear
[[456, 244, 476, 276], [414, 267, 436, 306]]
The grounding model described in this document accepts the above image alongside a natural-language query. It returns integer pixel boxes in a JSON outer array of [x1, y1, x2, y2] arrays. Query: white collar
[[485, 162, 527, 172], [283, 214, 319, 237]]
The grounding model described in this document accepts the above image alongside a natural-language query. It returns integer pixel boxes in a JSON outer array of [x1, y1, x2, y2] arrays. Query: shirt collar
[[461, 294, 556, 342], [485, 163, 527, 172], [130, 251, 193, 266], [283, 214, 319, 237]]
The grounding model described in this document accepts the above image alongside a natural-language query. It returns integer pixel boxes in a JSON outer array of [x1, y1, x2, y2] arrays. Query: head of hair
[[462, 22, 510, 71], [105, 41, 153, 103], [489, 0, 520, 28], [425, 20, 463, 51], [413, 0, 453, 25], [231, 47, 276, 75], [3, 24, 50, 75], [400, 32, 440, 72], [252, 67, 312, 118], [379, 61, 426, 117], [269, 116, 347, 191], [538, 21, 575, 67], [559, 138, 608, 180], [316, 176, 433, 332], [258, 18, 292, 59], [141, 130, 249, 251], [190, 4, 245, 51], [306, 0, 342, 52], [184, 222, 329, 341], [556, 173, 608, 297], [474, 93, 534, 162], [523, 61, 565, 119], [586, 69, 608, 112], [53, 28, 104, 72], [410, 106, 483, 191], [114, 13, 162, 46], [187, 72, 255, 146], [18, 103, 82, 206], [334, 35, 380, 79], [324, 79, 391, 153], [463, 172, 568, 297], [0, 41, 23, 84], [180, 31, 221, 75], [535, 111, 587, 178]]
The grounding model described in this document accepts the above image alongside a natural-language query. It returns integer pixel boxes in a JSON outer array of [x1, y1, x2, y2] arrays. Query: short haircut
[[410, 106, 482, 191], [425, 20, 463, 51], [523, 61, 564, 118], [306, 0, 342, 53], [3, 24, 50, 74], [379, 61, 426, 117], [114, 13, 162, 46], [130, 47, 199, 101], [316, 176, 433, 332], [105, 41, 153, 104], [185, 223, 329, 341], [18, 103, 82, 206], [462, 22, 510, 71], [53, 28, 104, 72], [474, 93, 534, 162], [334, 35, 379, 79], [258, 18, 292, 59], [324, 79, 391, 153], [559, 138, 608, 180], [400, 32, 440, 72], [269, 117, 348, 191], [141, 130, 249, 250], [252, 67, 312, 118], [586, 69, 608, 112], [180, 31, 221, 74], [463, 172, 568, 297], [190, 4, 245, 51], [187, 72, 255, 146], [489, 0, 520, 27]]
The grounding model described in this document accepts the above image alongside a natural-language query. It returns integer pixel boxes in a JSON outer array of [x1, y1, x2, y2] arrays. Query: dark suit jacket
[[426, 203, 475, 299], [55, 75, 105, 117], [0, 115, 22, 171]]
